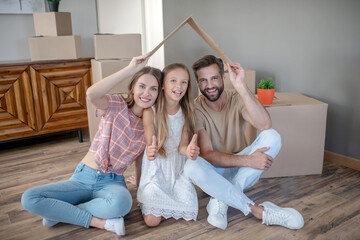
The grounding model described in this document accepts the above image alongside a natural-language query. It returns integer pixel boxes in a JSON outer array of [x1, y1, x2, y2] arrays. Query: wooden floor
[[0, 131, 360, 240]]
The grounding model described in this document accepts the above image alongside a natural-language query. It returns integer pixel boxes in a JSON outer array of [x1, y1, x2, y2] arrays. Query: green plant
[[258, 77, 275, 89]]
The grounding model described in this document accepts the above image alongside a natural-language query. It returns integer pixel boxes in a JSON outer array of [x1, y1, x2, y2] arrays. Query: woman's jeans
[[21, 163, 132, 228], [183, 128, 282, 216]]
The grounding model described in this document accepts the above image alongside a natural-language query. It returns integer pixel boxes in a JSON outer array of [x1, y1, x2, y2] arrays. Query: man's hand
[[147, 135, 158, 160], [227, 62, 246, 91], [186, 134, 200, 160], [247, 147, 273, 170]]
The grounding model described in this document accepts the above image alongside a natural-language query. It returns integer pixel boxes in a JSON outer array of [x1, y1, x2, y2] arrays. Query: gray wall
[[163, 0, 360, 159], [0, 0, 97, 62]]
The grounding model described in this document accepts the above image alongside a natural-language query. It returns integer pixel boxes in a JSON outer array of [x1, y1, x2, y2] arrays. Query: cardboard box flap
[[269, 92, 328, 107], [149, 16, 233, 65]]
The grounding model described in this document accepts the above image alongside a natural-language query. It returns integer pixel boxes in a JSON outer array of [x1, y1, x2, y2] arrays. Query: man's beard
[[200, 85, 224, 102]]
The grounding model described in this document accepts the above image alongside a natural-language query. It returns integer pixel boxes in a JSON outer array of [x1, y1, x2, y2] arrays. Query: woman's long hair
[[155, 63, 196, 157], [123, 66, 162, 108]]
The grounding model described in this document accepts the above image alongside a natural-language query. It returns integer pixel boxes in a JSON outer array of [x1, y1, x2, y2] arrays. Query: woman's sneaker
[[206, 198, 228, 230], [260, 201, 304, 230], [104, 217, 125, 236], [42, 218, 59, 227]]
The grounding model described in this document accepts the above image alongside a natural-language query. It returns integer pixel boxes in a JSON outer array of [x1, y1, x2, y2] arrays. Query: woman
[[21, 54, 162, 236]]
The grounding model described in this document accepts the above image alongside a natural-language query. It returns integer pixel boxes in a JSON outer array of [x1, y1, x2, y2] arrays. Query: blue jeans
[[21, 163, 132, 228], [183, 128, 281, 216]]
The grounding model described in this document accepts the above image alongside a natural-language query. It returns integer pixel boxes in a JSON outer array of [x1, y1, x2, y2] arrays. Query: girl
[[137, 63, 200, 227], [21, 54, 162, 236]]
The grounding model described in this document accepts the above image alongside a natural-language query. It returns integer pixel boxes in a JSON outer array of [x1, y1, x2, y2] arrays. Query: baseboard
[[324, 150, 360, 171]]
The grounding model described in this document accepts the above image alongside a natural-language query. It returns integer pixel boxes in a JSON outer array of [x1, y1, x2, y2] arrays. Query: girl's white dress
[[137, 107, 198, 221]]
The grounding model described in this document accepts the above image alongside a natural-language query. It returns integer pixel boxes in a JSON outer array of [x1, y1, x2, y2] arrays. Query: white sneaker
[[42, 218, 59, 227], [206, 198, 228, 230], [260, 201, 304, 230], [104, 217, 125, 236]]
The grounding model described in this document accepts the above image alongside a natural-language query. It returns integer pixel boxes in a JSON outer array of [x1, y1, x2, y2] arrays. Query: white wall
[[96, 0, 164, 69], [0, 0, 97, 62], [97, 0, 143, 34]]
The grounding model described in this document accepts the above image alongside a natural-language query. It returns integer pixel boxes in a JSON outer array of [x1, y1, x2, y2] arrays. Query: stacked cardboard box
[[28, 12, 81, 61], [88, 34, 142, 141]]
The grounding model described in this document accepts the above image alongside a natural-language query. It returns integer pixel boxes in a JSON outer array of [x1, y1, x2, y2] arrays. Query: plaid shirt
[[90, 94, 145, 175]]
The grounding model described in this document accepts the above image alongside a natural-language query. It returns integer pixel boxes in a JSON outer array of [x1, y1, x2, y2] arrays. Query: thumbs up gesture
[[147, 135, 158, 161], [186, 134, 200, 160]]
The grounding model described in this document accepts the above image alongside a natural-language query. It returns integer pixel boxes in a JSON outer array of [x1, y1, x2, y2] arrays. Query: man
[[183, 55, 304, 230]]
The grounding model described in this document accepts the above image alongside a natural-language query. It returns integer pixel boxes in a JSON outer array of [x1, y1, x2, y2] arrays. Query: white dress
[[137, 107, 198, 221]]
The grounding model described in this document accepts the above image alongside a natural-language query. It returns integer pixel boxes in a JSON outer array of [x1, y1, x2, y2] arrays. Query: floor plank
[[0, 130, 360, 239]]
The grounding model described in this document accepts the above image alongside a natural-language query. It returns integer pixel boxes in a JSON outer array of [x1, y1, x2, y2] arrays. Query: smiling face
[[163, 68, 189, 103], [196, 63, 224, 102], [132, 74, 159, 109]]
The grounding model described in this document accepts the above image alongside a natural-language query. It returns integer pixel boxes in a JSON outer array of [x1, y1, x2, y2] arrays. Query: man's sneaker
[[42, 218, 59, 227], [104, 217, 125, 236], [260, 201, 304, 230], [206, 198, 228, 230]]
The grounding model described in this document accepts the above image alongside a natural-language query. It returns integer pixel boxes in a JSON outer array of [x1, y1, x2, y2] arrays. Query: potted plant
[[257, 77, 275, 105], [47, 0, 61, 12]]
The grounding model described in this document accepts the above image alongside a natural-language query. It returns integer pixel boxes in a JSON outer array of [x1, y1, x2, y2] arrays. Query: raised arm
[[227, 63, 271, 130], [86, 54, 150, 110]]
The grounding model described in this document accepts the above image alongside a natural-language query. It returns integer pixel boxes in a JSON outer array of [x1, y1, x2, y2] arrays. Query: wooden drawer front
[[0, 60, 91, 141]]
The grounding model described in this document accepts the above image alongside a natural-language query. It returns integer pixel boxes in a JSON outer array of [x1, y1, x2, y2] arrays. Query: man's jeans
[[183, 128, 281, 215]]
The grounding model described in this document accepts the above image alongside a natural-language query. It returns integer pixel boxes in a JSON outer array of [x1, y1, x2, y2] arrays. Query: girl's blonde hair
[[155, 63, 196, 157], [123, 66, 163, 108]]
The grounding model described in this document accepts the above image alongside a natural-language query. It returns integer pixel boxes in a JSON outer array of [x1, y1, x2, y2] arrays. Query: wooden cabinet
[[0, 59, 92, 142]]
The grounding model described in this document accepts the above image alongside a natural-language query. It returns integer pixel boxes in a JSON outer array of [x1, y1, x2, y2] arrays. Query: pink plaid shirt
[[89, 94, 145, 175]]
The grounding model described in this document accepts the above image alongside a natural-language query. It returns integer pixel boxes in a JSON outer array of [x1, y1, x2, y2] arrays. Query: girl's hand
[[186, 134, 200, 160], [146, 135, 158, 161], [126, 175, 138, 187]]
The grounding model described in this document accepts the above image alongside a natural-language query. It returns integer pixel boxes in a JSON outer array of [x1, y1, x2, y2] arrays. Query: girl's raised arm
[[86, 54, 150, 110]]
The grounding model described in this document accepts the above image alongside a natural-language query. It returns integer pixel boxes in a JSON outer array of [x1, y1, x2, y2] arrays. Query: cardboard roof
[[148, 16, 233, 65]]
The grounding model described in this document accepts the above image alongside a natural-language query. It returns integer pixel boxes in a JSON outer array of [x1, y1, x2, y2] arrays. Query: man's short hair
[[192, 55, 224, 81]]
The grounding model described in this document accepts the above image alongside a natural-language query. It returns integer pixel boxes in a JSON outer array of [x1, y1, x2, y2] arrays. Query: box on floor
[[255, 92, 328, 178]]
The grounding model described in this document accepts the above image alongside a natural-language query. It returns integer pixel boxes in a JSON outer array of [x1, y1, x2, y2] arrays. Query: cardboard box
[[28, 35, 81, 61], [33, 12, 72, 36], [94, 34, 142, 60], [87, 59, 132, 142], [257, 92, 328, 178]]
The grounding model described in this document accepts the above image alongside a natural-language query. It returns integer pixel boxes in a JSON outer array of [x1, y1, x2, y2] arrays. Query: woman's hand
[[126, 175, 138, 187], [128, 52, 150, 72]]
